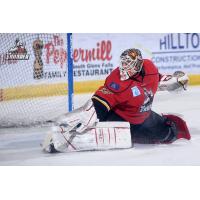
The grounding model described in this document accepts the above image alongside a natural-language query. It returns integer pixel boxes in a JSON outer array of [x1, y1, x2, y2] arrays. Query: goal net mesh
[[0, 33, 69, 127]]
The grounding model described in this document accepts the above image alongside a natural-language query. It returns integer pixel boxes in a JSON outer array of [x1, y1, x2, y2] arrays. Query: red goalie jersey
[[92, 59, 160, 124]]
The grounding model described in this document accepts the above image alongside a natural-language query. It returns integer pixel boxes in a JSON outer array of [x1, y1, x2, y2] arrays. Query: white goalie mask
[[119, 49, 143, 81]]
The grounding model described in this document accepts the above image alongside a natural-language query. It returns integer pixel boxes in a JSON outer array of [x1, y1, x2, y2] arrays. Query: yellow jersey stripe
[[92, 96, 111, 111]]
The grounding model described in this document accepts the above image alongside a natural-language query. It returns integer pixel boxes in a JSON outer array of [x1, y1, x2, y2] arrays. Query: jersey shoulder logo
[[131, 86, 141, 97], [109, 82, 120, 90], [99, 87, 113, 94]]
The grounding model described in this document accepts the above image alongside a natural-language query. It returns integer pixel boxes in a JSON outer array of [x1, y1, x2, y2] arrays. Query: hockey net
[[0, 33, 72, 127]]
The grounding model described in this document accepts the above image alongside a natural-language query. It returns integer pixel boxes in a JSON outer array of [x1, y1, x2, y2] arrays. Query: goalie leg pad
[[42, 122, 132, 153], [74, 122, 132, 151]]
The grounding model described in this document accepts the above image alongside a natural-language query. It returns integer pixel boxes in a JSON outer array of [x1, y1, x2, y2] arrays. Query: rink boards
[[0, 75, 199, 101]]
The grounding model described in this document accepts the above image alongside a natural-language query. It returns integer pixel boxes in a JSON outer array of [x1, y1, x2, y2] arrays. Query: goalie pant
[[92, 99, 191, 144]]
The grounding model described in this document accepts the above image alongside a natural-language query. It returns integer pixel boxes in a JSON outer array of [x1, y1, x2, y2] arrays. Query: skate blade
[[41, 132, 53, 152]]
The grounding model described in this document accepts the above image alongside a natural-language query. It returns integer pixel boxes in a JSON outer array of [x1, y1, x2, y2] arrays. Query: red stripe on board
[[86, 111, 95, 126], [108, 128, 111, 144], [101, 129, 104, 144], [114, 128, 117, 144], [60, 126, 64, 133], [85, 105, 93, 111], [61, 132, 76, 150], [95, 129, 98, 145]]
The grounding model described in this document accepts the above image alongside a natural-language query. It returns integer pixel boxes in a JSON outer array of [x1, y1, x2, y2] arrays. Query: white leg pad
[[44, 121, 132, 153]]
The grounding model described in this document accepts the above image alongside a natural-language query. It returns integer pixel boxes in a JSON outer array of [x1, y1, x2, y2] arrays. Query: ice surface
[[0, 86, 200, 166]]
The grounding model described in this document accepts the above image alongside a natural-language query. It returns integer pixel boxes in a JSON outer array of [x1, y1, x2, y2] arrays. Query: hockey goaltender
[[42, 48, 190, 153]]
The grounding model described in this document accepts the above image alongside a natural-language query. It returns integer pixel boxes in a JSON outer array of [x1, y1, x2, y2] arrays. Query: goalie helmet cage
[[0, 33, 74, 127]]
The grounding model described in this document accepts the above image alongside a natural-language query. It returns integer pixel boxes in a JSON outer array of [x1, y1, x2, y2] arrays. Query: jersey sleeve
[[92, 86, 119, 112], [92, 97, 109, 121]]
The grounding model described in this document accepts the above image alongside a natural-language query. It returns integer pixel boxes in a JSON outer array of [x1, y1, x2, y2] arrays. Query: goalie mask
[[119, 48, 143, 81]]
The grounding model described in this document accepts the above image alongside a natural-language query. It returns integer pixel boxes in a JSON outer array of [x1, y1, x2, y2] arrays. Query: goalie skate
[[41, 132, 57, 153], [163, 114, 191, 140], [42, 127, 77, 153]]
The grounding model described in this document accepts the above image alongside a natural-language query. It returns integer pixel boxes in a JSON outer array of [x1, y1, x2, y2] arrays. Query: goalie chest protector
[[94, 59, 160, 124]]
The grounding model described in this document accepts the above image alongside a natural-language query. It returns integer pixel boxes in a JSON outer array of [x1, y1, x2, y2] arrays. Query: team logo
[[131, 86, 141, 97], [109, 82, 120, 90], [5, 38, 30, 60], [99, 87, 113, 94]]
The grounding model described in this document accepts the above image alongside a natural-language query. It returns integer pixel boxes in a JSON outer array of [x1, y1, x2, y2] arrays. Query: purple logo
[[110, 82, 120, 90]]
